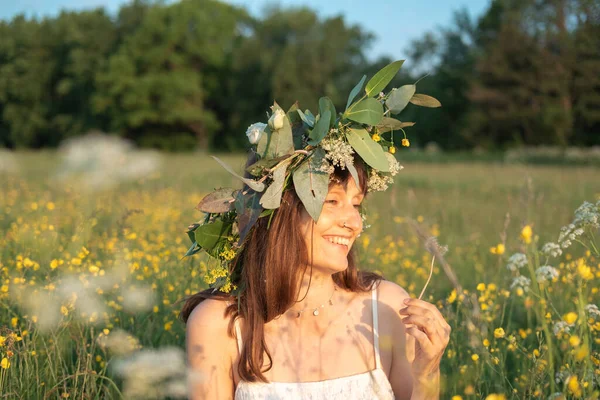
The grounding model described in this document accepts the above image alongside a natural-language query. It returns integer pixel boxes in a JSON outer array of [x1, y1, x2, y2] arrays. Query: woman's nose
[[342, 205, 362, 232]]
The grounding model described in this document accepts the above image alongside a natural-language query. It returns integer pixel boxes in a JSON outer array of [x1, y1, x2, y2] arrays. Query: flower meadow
[[0, 139, 599, 399]]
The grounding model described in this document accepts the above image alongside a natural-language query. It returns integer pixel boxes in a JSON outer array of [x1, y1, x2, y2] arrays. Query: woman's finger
[[400, 314, 440, 342], [405, 326, 434, 354]]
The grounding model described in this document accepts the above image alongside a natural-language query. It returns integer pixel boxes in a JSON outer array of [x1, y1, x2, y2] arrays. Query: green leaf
[[409, 93, 442, 108], [344, 98, 383, 125], [292, 148, 330, 221], [308, 110, 331, 146], [346, 75, 366, 110], [385, 85, 415, 114], [346, 160, 360, 189], [376, 117, 416, 133], [186, 223, 200, 244], [211, 156, 266, 192], [257, 103, 294, 158], [260, 159, 292, 209], [346, 128, 389, 172], [318, 97, 336, 127], [365, 60, 405, 97], [235, 190, 262, 243], [195, 188, 235, 213], [184, 242, 201, 257], [245, 154, 291, 177], [297, 109, 314, 128], [195, 219, 227, 252]]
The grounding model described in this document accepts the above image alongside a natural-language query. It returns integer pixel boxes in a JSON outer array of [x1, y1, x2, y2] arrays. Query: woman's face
[[299, 177, 364, 274]]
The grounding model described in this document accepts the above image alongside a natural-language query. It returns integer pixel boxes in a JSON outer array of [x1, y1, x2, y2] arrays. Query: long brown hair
[[180, 154, 383, 383]]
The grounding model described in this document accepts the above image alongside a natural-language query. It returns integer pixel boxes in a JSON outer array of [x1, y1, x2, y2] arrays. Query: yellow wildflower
[[485, 395, 506, 400], [564, 312, 578, 325], [372, 133, 381, 142], [471, 354, 479, 362], [520, 225, 532, 244], [447, 289, 457, 304], [1, 357, 10, 369], [477, 283, 486, 291], [388, 146, 396, 154], [494, 328, 506, 339], [401, 138, 410, 147]]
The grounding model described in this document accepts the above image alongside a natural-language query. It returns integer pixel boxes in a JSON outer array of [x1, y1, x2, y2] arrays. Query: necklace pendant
[[313, 309, 319, 316]]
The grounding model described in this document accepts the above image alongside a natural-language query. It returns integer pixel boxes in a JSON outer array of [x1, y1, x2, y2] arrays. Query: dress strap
[[371, 287, 382, 369], [234, 317, 243, 355]]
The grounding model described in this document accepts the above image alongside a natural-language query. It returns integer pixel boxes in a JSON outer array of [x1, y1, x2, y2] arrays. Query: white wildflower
[[122, 285, 155, 313], [510, 276, 531, 291], [558, 200, 600, 249], [245, 122, 267, 144], [552, 321, 572, 336], [506, 253, 528, 271], [56, 132, 161, 191], [385, 152, 403, 176], [320, 136, 355, 169], [535, 265, 559, 282], [97, 328, 140, 355], [367, 170, 393, 192], [115, 347, 189, 399], [541, 242, 562, 258], [268, 108, 285, 130], [548, 392, 565, 400], [585, 304, 600, 319]]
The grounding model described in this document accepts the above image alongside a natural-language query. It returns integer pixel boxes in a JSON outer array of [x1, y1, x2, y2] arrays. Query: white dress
[[234, 287, 396, 400]]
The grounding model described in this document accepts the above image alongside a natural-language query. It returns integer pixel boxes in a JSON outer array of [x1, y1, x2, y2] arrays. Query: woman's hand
[[399, 297, 451, 380]]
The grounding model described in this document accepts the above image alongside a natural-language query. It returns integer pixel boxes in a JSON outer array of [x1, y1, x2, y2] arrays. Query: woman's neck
[[292, 271, 338, 312]]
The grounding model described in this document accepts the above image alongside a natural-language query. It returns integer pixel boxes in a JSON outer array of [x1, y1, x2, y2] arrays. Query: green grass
[[0, 151, 598, 399]]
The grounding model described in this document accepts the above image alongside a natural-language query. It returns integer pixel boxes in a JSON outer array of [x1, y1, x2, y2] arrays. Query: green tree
[[93, 0, 247, 150]]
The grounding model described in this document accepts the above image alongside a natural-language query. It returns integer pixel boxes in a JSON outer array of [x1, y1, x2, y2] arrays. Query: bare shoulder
[[186, 298, 237, 400], [376, 279, 411, 311], [186, 298, 235, 341]]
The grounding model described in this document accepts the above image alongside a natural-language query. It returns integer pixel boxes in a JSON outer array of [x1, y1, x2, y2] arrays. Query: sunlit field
[[1, 145, 599, 399]]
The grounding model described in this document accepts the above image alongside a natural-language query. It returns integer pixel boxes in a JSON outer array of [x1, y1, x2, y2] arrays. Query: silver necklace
[[289, 285, 337, 317]]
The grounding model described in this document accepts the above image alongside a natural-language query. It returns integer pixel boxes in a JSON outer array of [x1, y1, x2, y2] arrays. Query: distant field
[[1, 150, 598, 398]]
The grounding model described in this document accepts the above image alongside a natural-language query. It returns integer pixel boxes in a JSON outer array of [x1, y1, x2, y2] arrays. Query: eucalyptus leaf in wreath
[[287, 102, 306, 149], [409, 93, 442, 108], [308, 110, 331, 146], [343, 98, 383, 125], [346, 74, 366, 110], [385, 85, 416, 114], [345, 159, 360, 188], [246, 154, 292, 177], [186, 223, 200, 244], [376, 117, 416, 133], [260, 159, 292, 209], [292, 148, 329, 222], [346, 128, 390, 172], [297, 109, 315, 128], [195, 219, 231, 255], [235, 190, 263, 243], [365, 60, 404, 97], [211, 156, 266, 192], [318, 97, 336, 128], [196, 188, 236, 213]]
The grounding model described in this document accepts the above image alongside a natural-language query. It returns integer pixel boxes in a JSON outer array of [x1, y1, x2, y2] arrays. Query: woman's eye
[[326, 200, 338, 205]]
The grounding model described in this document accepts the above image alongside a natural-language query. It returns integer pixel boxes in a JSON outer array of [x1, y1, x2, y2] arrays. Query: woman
[[181, 158, 450, 399]]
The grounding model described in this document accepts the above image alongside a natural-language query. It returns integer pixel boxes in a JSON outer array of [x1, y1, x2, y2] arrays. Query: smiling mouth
[[324, 238, 350, 251], [324, 236, 351, 250]]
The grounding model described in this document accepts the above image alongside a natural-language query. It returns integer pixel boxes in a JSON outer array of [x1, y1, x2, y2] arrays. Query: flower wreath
[[185, 60, 441, 294]]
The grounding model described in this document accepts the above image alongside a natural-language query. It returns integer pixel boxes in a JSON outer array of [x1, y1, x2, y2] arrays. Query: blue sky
[[0, 0, 491, 61]]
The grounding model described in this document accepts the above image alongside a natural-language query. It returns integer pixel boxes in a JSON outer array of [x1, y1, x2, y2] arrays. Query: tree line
[[0, 0, 598, 151]]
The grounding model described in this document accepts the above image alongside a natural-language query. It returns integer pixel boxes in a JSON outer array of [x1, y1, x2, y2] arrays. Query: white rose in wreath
[[245, 122, 267, 144], [268, 109, 285, 131]]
